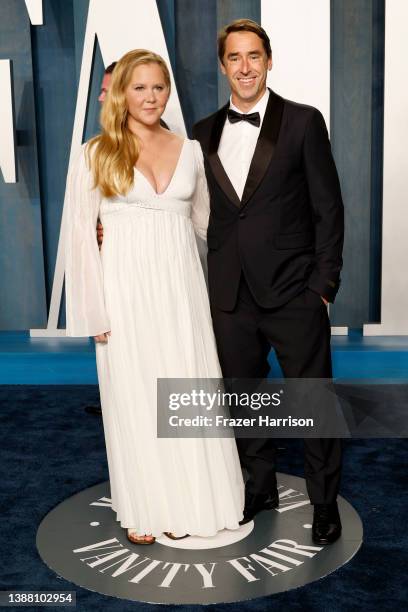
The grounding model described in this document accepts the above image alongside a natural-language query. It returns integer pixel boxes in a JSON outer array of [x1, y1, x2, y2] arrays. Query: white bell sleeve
[[191, 140, 210, 240], [64, 145, 110, 337]]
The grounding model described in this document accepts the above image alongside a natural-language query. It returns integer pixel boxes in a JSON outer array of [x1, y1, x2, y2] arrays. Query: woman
[[65, 49, 244, 544]]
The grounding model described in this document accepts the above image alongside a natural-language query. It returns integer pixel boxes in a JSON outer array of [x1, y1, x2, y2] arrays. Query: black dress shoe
[[85, 404, 102, 415], [312, 502, 342, 544], [239, 490, 279, 525]]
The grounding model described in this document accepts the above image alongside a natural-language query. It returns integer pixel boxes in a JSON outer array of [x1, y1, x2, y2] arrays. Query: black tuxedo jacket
[[192, 89, 344, 311]]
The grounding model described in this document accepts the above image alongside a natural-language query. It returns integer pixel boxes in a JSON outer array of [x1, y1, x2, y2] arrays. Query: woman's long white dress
[[64, 139, 244, 537]]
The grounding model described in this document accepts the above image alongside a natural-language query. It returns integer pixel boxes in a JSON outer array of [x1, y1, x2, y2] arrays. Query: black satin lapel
[[241, 90, 285, 207], [208, 157, 241, 208], [208, 103, 228, 155], [207, 104, 241, 208]]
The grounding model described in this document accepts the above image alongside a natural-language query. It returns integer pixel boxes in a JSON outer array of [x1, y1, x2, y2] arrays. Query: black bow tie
[[227, 109, 261, 127]]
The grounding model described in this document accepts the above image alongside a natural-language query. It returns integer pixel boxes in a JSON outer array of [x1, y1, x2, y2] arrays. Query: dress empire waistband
[[100, 199, 191, 219]]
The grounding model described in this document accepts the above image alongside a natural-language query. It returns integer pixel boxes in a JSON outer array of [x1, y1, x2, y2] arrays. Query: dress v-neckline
[[135, 139, 187, 196]]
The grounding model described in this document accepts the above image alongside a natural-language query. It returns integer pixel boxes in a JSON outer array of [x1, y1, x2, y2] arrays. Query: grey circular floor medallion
[[37, 473, 363, 604]]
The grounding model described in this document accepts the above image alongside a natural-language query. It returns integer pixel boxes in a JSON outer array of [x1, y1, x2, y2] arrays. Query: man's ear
[[219, 60, 227, 75], [268, 55, 273, 71]]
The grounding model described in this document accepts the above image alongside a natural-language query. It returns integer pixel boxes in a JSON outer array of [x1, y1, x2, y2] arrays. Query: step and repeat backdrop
[[0, 0, 407, 334]]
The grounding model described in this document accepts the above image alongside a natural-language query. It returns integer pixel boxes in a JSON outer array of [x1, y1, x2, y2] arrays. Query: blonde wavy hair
[[87, 49, 171, 198]]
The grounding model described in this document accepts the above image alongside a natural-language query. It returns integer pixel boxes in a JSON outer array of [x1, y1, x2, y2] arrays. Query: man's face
[[98, 73, 112, 103], [220, 31, 272, 110]]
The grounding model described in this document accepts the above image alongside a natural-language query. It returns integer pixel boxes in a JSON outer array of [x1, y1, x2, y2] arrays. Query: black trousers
[[211, 275, 342, 505]]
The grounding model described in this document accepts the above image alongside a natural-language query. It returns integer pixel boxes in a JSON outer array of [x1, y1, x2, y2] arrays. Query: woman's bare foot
[[127, 529, 155, 545]]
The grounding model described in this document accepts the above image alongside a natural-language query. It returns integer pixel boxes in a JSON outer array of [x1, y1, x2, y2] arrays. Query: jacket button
[[239, 212, 246, 219]]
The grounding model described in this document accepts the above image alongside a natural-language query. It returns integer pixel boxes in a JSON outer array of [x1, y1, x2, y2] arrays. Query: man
[[98, 61, 117, 103], [84, 63, 119, 416], [192, 19, 344, 544]]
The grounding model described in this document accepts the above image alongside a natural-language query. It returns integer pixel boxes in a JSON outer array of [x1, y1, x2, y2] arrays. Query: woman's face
[[125, 62, 170, 128]]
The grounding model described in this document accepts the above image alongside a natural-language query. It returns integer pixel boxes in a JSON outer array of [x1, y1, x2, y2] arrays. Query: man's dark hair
[[104, 61, 117, 75], [218, 18, 272, 64]]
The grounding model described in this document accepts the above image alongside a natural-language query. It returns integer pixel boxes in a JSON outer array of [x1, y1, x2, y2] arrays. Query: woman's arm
[[64, 145, 110, 338], [191, 140, 210, 241]]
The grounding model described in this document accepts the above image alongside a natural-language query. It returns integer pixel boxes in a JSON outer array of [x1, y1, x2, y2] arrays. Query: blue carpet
[[0, 386, 407, 611], [2, 331, 408, 383]]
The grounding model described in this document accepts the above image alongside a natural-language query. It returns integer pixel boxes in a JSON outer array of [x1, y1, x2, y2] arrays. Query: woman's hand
[[94, 331, 111, 343], [97, 221, 104, 250]]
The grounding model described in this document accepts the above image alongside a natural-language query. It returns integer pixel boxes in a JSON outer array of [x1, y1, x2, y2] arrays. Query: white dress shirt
[[218, 89, 270, 200]]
